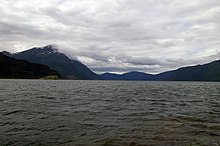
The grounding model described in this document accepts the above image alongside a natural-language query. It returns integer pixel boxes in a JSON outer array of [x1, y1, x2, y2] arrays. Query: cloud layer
[[0, 0, 220, 74]]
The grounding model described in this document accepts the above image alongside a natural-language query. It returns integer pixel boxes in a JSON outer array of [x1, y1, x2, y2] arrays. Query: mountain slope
[[8, 45, 101, 80], [101, 60, 220, 81], [156, 60, 220, 81], [0, 52, 61, 79]]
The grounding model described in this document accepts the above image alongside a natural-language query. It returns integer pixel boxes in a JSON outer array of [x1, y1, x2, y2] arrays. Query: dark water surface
[[0, 80, 219, 146]]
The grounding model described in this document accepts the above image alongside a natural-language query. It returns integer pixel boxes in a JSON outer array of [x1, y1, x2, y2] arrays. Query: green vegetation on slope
[[0, 52, 61, 79]]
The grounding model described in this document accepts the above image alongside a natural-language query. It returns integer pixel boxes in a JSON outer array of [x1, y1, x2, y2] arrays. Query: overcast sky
[[0, 0, 220, 74]]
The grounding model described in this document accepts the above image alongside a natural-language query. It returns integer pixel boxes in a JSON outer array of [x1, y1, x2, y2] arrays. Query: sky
[[0, 0, 220, 74]]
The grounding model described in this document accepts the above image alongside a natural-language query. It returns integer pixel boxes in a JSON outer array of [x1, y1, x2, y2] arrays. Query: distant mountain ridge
[[4, 45, 101, 80], [0, 52, 61, 79], [101, 71, 155, 80], [101, 60, 220, 81]]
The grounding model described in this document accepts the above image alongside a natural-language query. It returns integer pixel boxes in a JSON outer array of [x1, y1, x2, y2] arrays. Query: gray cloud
[[0, 0, 220, 74]]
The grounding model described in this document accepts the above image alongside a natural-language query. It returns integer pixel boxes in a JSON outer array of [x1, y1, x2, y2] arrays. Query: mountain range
[[1, 45, 220, 81], [101, 60, 220, 81], [0, 52, 60, 79]]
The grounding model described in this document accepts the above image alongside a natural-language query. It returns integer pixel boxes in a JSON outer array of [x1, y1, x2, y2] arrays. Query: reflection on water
[[0, 80, 219, 146]]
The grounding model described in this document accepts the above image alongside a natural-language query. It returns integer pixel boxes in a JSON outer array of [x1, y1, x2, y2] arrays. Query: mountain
[[5, 45, 101, 80], [156, 60, 220, 81], [101, 60, 220, 81], [101, 71, 155, 80], [0, 52, 61, 79]]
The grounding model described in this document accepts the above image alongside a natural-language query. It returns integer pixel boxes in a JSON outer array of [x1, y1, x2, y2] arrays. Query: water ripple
[[0, 80, 219, 146]]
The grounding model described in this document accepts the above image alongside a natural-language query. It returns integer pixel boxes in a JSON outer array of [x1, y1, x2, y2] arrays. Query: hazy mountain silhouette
[[101, 71, 155, 80]]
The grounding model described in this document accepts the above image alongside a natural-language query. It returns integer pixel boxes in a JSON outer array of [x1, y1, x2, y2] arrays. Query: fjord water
[[0, 80, 219, 146]]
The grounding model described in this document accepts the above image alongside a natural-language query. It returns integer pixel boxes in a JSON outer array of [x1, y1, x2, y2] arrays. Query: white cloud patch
[[0, 0, 220, 74]]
